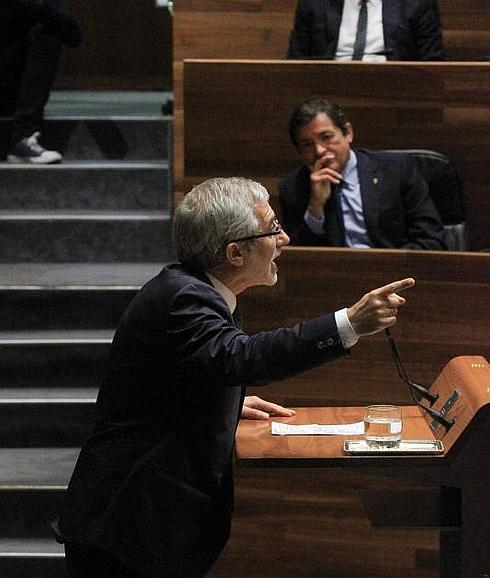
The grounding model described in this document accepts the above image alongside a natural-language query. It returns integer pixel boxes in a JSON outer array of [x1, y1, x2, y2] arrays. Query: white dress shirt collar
[[336, 0, 386, 62], [342, 149, 359, 189], [206, 272, 237, 314]]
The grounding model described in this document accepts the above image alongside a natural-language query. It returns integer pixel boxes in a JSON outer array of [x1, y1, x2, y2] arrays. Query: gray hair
[[173, 177, 269, 270]]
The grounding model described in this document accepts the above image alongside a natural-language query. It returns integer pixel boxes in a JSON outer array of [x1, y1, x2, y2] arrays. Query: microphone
[[384, 328, 438, 405], [384, 329, 454, 431]]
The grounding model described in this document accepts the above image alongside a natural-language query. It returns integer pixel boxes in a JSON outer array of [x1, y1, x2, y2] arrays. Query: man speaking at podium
[[287, 0, 446, 61], [56, 177, 414, 577]]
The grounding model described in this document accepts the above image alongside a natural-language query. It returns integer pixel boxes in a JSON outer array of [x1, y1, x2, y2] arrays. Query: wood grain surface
[[182, 59, 490, 250], [240, 247, 490, 407]]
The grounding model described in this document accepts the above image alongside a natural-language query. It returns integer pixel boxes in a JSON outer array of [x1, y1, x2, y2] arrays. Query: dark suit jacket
[[278, 149, 446, 249], [287, 0, 445, 61], [0, 0, 81, 51], [57, 264, 347, 577]]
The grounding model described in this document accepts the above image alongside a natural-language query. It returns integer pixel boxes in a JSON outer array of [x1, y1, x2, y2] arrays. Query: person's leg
[[65, 542, 145, 578], [7, 22, 63, 163], [189, 509, 232, 577], [12, 23, 61, 142], [0, 42, 24, 159]]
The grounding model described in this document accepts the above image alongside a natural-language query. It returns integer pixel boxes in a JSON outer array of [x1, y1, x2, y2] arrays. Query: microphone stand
[[384, 329, 454, 431]]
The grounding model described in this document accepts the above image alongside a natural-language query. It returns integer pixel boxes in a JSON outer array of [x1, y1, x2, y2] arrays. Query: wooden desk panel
[[173, 0, 490, 62], [183, 60, 490, 250], [58, 0, 171, 89], [241, 248, 490, 407], [236, 406, 437, 466], [234, 358, 490, 578], [237, 357, 490, 466]]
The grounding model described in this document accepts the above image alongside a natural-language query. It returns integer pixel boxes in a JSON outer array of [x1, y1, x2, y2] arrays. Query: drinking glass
[[364, 405, 402, 449]]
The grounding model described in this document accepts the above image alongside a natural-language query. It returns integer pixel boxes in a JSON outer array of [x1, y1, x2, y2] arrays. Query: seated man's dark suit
[[279, 149, 446, 249], [56, 264, 347, 577], [287, 0, 445, 60]]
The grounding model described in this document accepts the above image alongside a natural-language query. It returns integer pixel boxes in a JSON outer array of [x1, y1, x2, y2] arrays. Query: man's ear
[[345, 122, 354, 144], [226, 242, 245, 268]]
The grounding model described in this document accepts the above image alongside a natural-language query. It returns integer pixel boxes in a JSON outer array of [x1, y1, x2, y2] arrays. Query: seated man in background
[[279, 98, 447, 249], [0, 0, 81, 163], [287, 0, 445, 61]]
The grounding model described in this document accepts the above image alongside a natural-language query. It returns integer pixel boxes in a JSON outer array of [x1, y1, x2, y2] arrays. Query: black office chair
[[382, 149, 468, 251]]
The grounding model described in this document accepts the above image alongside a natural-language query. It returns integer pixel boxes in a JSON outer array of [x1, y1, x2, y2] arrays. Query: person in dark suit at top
[[55, 176, 414, 577], [279, 98, 446, 249], [0, 0, 81, 163], [287, 0, 445, 61]]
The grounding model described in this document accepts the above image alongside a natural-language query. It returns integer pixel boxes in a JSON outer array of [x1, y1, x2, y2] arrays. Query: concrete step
[[45, 90, 171, 118], [0, 90, 172, 164], [0, 330, 112, 388], [42, 116, 171, 161], [0, 115, 171, 161], [0, 388, 97, 447], [0, 447, 77, 537], [0, 263, 162, 329], [0, 210, 174, 262], [0, 161, 171, 211], [0, 539, 66, 578], [0, 289, 135, 330]]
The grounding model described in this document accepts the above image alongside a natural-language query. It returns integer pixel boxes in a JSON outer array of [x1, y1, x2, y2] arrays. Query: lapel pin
[[373, 177, 379, 185]]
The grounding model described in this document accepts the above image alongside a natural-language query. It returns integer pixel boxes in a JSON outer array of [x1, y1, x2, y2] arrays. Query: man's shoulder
[[144, 264, 211, 296], [125, 264, 218, 320], [357, 148, 410, 161], [356, 148, 414, 170], [294, 0, 323, 11]]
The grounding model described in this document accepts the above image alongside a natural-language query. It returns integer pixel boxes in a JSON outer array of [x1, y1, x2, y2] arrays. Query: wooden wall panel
[[174, 0, 490, 195], [170, 6, 490, 576], [440, 0, 490, 61], [56, 0, 172, 89], [183, 60, 490, 251], [239, 247, 490, 407], [211, 468, 441, 578], [207, 247, 488, 574], [173, 0, 490, 63], [206, 245, 490, 578]]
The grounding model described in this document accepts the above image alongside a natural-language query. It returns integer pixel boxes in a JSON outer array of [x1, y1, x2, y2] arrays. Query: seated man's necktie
[[352, 0, 368, 60]]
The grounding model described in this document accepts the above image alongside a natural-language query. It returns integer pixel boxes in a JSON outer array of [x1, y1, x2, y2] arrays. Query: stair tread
[[0, 160, 169, 172], [0, 538, 64, 555], [46, 90, 172, 118], [0, 329, 113, 342], [0, 210, 170, 220], [0, 388, 98, 401], [0, 262, 162, 288], [0, 447, 79, 486]]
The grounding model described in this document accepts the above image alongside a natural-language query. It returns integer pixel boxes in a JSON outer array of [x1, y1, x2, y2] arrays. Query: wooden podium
[[236, 356, 490, 578]]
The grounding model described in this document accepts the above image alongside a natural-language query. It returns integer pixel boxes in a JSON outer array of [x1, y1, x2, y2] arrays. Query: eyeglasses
[[228, 218, 283, 244]]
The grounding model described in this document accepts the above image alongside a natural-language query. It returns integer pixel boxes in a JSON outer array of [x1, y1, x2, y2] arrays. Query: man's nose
[[278, 229, 290, 246], [314, 141, 327, 156]]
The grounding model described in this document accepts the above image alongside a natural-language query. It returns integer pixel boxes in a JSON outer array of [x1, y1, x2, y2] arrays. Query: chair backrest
[[381, 149, 468, 251]]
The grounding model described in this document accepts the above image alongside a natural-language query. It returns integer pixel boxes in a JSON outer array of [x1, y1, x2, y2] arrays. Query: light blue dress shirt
[[304, 150, 373, 248]]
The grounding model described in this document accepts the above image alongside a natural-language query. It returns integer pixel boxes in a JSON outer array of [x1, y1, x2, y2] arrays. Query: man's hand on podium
[[241, 396, 296, 420]]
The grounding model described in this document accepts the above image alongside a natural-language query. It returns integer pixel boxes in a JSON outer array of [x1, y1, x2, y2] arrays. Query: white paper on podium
[[271, 421, 365, 436]]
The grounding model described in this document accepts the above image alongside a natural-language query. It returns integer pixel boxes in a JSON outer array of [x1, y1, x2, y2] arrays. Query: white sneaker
[[7, 132, 63, 164]]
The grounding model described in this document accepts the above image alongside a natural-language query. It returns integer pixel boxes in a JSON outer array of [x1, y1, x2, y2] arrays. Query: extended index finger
[[374, 277, 415, 296]]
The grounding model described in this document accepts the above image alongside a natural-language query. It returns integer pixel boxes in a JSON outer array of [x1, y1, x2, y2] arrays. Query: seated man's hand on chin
[[241, 396, 296, 420]]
